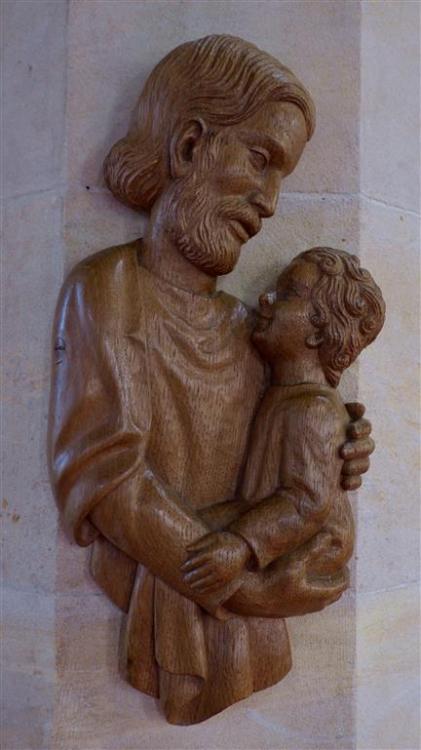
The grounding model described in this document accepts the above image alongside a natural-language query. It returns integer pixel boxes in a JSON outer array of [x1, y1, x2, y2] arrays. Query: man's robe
[[48, 240, 292, 724]]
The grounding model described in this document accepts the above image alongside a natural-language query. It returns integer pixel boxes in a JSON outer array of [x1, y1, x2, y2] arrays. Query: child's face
[[252, 259, 320, 362]]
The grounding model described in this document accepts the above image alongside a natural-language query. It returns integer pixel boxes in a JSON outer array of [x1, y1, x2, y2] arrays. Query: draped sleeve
[[48, 242, 152, 546]]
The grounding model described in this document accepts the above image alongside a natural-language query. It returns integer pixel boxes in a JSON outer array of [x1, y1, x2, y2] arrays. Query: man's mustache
[[218, 201, 262, 240]]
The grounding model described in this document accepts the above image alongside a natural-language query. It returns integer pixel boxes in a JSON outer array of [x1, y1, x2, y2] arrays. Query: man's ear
[[306, 331, 324, 348], [169, 118, 207, 178]]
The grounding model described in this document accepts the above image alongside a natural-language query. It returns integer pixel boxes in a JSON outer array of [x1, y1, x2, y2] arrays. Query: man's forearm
[[90, 468, 232, 616], [197, 498, 245, 530]]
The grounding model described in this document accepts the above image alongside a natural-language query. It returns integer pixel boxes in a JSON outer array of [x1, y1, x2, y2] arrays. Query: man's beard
[[166, 178, 246, 277]]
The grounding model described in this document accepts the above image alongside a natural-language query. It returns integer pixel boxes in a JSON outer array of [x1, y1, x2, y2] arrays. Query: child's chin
[[251, 329, 271, 357], [251, 328, 264, 344]]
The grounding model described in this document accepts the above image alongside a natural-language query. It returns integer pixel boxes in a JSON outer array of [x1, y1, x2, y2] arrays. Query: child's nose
[[259, 291, 276, 315]]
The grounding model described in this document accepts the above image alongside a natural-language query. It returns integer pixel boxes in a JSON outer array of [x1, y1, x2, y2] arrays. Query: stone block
[[356, 583, 420, 749], [357, 201, 420, 592], [240, 595, 355, 749], [361, 1, 420, 212], [3, 192, 63, 593], [2, 0, 67, 198], [3, 588, 55, 676], [3, 587, 56, 749], [63, 188, 146, 272], [55, 526, 99, 596], [3, 670, 56, 750], [55, 592, 121, 676]]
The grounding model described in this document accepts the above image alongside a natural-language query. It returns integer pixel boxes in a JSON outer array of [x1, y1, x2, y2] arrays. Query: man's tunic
[[49, 240, 291, 724]]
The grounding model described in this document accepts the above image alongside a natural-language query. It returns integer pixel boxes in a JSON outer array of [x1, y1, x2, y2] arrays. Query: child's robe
[[226, 383, 354, 617]]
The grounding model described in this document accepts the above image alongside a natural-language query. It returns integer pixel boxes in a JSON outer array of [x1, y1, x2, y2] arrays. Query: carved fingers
[[341, 436, 375, 461], [341, 476, 362, 491], [182, 560, 229, 593], [344, 401, 366, 421], [345, 417, 372, 440], [181, 531, 250, 593], [341, 401, 375, 491]]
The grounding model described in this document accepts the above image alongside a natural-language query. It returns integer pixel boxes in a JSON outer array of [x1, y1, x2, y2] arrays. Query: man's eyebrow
[[239, 131, 286, 169]]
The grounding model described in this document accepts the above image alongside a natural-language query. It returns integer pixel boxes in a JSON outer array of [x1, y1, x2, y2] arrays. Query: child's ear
[[306, 332, 324, 348]]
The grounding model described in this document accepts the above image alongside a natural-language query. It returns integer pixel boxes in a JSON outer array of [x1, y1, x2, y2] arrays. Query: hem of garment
[[160, 660, 293, 725]]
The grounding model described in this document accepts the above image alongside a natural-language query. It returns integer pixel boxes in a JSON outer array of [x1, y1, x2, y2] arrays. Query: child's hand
[[181, 531, 252, 593]]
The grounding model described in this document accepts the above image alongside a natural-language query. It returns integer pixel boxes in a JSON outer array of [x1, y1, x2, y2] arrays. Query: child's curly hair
[[297, 247, 386, 387]]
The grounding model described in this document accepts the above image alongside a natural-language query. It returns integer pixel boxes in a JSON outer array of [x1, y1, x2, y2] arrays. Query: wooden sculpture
[[48, 36, 381, 724]]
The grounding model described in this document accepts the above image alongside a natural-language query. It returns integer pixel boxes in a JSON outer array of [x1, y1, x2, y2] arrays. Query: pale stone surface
[[3, 589, 55, 675], [245, 594, 356, 749], [356, 583, 420, 750], [3, 670, 56, 750], [2, 192, 63, 595], [2, 0, 68, 198], [55, 527, 100, 596], [356, 674, 420, 750], [361, 0, 420, 212], [354, 4, 421, 746], [2, 590, 56, 750], [55, 593, 122, 677], [63, 188, 146, 273], [357, 201, 420, 593]]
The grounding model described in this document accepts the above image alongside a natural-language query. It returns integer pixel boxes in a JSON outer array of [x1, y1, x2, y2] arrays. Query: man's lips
[[230, 214, 262, 241], [230, 220, 249, 242]]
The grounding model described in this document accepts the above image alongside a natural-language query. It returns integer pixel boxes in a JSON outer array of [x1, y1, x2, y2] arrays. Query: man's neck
[[142, 217, 217, 297]]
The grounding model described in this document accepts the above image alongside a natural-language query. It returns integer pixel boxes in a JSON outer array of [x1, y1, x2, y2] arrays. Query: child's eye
[[249, 148, 269, 172], [278, 287, 300, 300]]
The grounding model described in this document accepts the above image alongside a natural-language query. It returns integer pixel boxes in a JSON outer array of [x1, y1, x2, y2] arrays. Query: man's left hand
[[341, 402, 375, 490]]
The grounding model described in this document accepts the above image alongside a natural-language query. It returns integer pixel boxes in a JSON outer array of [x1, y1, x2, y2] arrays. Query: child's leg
[[225, 531, 350, 618]]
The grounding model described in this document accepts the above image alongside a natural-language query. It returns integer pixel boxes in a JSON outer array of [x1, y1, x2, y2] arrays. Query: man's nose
[[250, 180, 281, 218], [251, 191, 277, 218]]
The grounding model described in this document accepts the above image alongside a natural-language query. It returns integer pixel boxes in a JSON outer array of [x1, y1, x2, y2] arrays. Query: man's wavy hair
[[104, 35, 315, 213], [297, 248, 386, 387]]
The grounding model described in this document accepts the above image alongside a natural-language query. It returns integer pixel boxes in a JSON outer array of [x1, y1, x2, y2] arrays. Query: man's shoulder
[[68, 238, 142, 287], [56, 239, 144, 330]]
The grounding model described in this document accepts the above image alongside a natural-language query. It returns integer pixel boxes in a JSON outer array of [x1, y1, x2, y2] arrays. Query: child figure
[[181, 248, 385, 616]]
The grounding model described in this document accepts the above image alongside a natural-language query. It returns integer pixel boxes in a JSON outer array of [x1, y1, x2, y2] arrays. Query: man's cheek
[[215, 159, 253, 192]]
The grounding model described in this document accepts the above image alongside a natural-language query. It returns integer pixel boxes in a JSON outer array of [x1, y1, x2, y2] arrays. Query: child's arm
[[227, 395, 344, 570], [197, 498, 245, 530], [182, 394, 345, 592]]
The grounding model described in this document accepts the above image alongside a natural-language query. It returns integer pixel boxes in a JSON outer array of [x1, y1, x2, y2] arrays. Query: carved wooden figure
[[48, 36, 380, 724]]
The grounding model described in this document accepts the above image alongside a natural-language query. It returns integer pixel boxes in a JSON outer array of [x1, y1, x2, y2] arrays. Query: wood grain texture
[[48, 35, 383, 724]]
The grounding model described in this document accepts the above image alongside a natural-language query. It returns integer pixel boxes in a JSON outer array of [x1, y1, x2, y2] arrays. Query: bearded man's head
[[104, 35, 315, 275]]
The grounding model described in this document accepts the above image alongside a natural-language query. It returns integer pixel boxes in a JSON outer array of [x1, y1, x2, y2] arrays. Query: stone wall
[[356, 3, 420, 748], [2, 1, 419, 748]]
